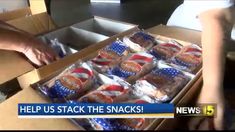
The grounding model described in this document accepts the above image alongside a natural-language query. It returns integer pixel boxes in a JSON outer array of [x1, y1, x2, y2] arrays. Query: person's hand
[[188, 85, 225, 130], [22, 37, 60, 66]]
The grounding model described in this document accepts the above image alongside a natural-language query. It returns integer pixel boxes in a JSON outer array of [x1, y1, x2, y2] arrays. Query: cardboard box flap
[[6, 12, 57, 35], [0, 50, 34, 84], [147, 24, 201, 45], [0, 7, 31, 22]]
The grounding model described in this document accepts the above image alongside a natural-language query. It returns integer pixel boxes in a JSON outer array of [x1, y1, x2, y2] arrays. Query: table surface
[[0, 24, 202, 130]]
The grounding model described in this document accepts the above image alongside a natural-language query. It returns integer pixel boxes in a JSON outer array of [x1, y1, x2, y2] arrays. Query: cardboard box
[[7, 12, 57, 36], [7, 24, 202, 130], [0, 0, 56, 84], [0, 0, 56, 35]]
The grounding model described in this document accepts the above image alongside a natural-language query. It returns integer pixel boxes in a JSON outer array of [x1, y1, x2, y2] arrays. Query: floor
[[49, 0, 182, 29]]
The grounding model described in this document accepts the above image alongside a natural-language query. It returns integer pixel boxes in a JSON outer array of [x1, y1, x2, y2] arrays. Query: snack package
[[123, 31, 156, 52], [79, 83, 131, 103], [133, 63, 191, 102], [107, 52, 156, 83], [88, 96, 154, 130], [149, 41, 182, 61], [35, 62, 96, 101], [170, 44, 202, 74], [49, 38, 67, 58], [89, 40, 130, 73]]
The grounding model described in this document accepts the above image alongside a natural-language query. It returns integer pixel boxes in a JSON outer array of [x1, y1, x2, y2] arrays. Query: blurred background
[[48, 0, 183, 29]]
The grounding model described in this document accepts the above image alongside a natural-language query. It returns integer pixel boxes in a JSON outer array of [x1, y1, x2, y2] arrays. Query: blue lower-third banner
[[18, 103, 174, 118]]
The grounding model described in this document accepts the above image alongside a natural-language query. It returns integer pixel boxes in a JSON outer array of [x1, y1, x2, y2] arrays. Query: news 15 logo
[[175, 104, 216, 117]]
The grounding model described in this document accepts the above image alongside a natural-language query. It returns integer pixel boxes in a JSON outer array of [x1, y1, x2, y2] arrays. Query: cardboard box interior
[[38, 16, 136, 55]]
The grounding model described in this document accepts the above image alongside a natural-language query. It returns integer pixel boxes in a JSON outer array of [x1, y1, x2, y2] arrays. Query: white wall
[[0, 0, 28, 13]]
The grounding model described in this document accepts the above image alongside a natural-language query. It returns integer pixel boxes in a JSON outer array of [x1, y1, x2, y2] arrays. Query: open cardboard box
[[0, 24, 202, 130]]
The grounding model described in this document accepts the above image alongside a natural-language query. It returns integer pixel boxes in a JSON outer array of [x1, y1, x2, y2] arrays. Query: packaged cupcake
[[107, 52, 156, 83], [170, 44, 202, 74], [149, 41, 182, 61], [88, 96, 154, 130], [78, 83, 131, 103], [133, 63, 191, 102], [123, 31, 156, 52], [89, 40, 130, 73], [35, 62, 97, 101]]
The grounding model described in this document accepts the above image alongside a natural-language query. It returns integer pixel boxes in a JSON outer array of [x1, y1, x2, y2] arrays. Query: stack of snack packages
[[36, 29, 202, 130]]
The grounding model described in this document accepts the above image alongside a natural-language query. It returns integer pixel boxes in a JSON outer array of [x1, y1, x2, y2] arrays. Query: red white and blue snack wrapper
[[89, 40, 129, 73], [170, 44, 202, 74], [88, 96, 154, 130], [123, 31, 156, 52], [107, 52, 156, 83], [89, 114, 146, 130], [133, 62, 191, 102], [78, 83, 131, 103], [149, 41, 182, 61], [36, 62, 96, 101]]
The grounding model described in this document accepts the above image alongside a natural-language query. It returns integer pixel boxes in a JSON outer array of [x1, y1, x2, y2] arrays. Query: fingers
[[31, 56, 44, 67]]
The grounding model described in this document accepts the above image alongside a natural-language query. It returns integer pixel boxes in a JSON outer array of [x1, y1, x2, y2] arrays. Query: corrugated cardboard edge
[[17, 69, 40, 90], [6, 12, 57, 35]]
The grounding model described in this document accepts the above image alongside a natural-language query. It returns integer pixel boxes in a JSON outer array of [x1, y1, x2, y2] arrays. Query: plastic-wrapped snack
[[88, 96, 154, 130], [171, 44, 202, 74], [108, 52, 155, 83], [36, 62, 96, 101], [123, 31, 156, 52], [133, 66, 190, 102], [149, 41, 182, 61], [89, 40, 129, 73], [49, 38, 67, 58], [79, 83, 131, 103], [89, 117, 145, 130]]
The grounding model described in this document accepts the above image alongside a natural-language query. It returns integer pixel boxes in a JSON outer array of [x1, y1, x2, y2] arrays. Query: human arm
[[0, 21, 59, 66], [192, 7, 235, 130]]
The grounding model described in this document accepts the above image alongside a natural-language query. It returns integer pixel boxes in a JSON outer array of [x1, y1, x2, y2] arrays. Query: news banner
[[18, 103, 216, 118]]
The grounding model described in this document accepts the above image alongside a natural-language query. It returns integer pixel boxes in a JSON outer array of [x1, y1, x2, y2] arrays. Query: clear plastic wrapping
[[34, 62, 97, 102], [86, 96, 155, 130], [88, 40, 130, 73], [78, 81, 131, 103], [133, 61, 191, 102], [149, 40, 183, 61], [123, 31, 156, 52], [170, 44, 202, 74], [107, 52, 156, 83]]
